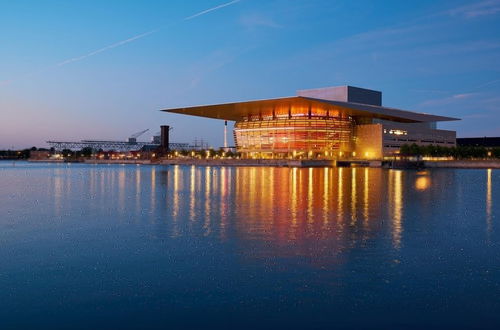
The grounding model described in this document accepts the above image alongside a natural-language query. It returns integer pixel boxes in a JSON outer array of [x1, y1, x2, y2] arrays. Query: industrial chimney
[[160, 125, 170, 152]]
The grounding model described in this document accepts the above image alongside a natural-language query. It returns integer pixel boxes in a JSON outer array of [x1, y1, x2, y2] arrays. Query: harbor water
[[0, 162, 498, 329]]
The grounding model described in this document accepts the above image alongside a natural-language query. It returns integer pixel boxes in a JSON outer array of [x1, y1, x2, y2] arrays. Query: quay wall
[[28, 159, 64, 163], [424, 160, 500, 169], [161, 159, 382, 168], [160, 159, 333, 167], [84, 159, 152, 165], [29, 158, 499, 169]]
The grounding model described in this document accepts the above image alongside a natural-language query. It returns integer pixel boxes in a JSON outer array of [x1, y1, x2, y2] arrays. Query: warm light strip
[[234, 127, 350, 132]]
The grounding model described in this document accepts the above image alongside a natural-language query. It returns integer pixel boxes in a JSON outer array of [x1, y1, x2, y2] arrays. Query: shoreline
[[19, 158, 500, 169], [423, 160, 500, 169]]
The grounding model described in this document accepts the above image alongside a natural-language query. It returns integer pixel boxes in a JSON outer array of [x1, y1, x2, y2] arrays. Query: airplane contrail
[[185, 0, 240, 20], [1, 0, 242, 85], [57, 0, 241, 67], [56, 29, 159, 67]]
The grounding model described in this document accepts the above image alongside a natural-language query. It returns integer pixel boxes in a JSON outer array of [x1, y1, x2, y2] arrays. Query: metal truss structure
[[47, 140, 189, 152]]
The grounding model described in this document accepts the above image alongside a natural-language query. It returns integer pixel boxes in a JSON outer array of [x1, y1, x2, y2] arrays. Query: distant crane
[[128, 129, 149, 144]]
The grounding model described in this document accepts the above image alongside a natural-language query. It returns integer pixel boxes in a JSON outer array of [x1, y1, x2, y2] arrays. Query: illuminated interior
[[234, 115, 353, 159]]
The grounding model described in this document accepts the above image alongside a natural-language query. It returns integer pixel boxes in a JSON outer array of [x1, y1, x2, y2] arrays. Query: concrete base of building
[[424, 160, 500, 169], [27, 158, 499, 168], [28, 159, 64, 163], [160, 159, 383, 168], [84, 159, 153, 165], [384, 159, 500, 169]]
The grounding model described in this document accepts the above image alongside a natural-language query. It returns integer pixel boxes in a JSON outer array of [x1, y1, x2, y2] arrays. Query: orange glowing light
[[415, 176, 430, 191]]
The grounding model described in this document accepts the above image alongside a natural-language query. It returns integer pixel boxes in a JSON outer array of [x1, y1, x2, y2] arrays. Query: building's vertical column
[[308, 105, 312, 159], [272, 106, 276, 154], [223, 120, 228, 151], [288, 104, 292, 158]]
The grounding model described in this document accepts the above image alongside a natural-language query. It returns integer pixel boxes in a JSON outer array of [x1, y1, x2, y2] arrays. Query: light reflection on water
[[487, 169, 492, 219], [0, 162, 499, 329], [86, 164, 496, 252], [3, 162, 496, 254]]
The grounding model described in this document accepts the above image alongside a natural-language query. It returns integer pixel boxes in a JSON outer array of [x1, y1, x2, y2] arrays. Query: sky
[[1, 0, 500, 149]]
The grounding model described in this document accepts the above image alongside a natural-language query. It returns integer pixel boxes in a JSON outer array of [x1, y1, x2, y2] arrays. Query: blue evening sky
[[1, 0, 499, 149]]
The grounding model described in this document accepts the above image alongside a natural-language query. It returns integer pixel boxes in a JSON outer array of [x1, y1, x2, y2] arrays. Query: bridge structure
[[47, 140, 189, 152]]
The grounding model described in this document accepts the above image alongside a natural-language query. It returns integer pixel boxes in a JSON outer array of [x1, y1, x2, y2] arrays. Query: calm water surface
[[0, 162, 498, 329]]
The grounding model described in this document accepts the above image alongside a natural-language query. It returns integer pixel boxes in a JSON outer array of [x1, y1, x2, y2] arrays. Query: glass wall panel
[[234, 116, 353, 158]]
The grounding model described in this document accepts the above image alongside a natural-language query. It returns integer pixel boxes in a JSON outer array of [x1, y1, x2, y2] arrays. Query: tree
[[62, 149, 73, 157], [80, 147, 93, 157], [492, 147, 500, 158], [409, 144, 421, 157], [20, 149, 31, 159], [400, 144, 410, 156], [399, 144, 500, 159]]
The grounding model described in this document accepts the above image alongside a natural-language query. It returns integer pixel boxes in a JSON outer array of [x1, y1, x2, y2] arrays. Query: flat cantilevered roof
[[162, 96, 459, 123]]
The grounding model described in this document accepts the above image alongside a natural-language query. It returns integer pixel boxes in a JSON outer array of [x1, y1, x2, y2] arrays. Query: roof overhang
[[161, 96, 459, 123]]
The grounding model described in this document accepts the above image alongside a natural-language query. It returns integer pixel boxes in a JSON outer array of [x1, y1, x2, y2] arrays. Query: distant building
[[457, 137, 500, 148], [29, 150, 51, 160], [163, 86, 459, 159]]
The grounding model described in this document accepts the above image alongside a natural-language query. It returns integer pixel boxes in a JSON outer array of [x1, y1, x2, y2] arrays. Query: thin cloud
[[419, 93, 478, 107], [239, 13, 282, 29], [416, 78, 500, 111], [187, 46, 252, 89], [462, 113, 492, 119], [411, 89, 450, 94], [188, 51, 237, 88], [470, 78, 500, 90], [412, 40, 500, 56], [449, 0, 500, 18]]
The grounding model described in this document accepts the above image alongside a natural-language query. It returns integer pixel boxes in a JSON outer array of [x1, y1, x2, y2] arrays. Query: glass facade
[[234, 116, 353, 159]]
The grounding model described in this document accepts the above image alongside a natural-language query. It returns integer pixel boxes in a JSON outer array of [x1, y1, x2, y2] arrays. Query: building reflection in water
[[323, 167, 330, 228], [151, 166, 156, 212], [172, 165, 180, 219], [34, 163, 495, 268], [291, 167, 298, 239], [53, 168, 63, 217], [219, 166, 231, 240], [118, 166, 126, 216], [152, 165, 411, 261], [204, 166, 212, 236], [389, 170, 404, 249], [189, 165, 196, 222], [171, 165, 181, 237], [135, 166, 141, 217], [415, 171, 431, 191], [337, 167, 344, 224], [486, 169, 492, 235]]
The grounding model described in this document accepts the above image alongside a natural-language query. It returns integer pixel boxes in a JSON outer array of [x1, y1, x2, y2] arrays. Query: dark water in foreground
[[0, 162, 499, 329]]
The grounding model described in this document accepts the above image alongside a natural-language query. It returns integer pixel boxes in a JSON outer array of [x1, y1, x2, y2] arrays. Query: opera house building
[[163, 86, 459, 160]]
